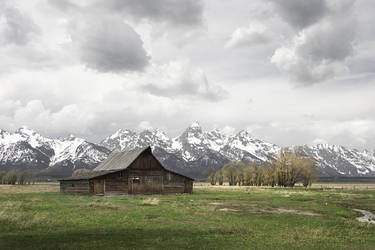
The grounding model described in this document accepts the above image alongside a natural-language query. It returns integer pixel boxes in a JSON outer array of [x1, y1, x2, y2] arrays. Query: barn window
[[132, 177, 140, 183], [71, 183, 75, 187]]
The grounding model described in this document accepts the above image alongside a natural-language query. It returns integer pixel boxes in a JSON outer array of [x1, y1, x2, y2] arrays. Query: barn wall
[[128, 169, 163, 194], [184, 179, 193, 193], [129, 152, 163, 170], [104, 170, 128, 194], [163, 171, 191, 194], [60, 180, 90, 194]]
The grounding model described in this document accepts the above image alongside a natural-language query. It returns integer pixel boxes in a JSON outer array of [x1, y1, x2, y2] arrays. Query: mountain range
[[1, 122, 374, 179]]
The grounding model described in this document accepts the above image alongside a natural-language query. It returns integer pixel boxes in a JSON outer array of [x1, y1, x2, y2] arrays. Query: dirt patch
[[277, 208, 321, 216], [209, 202, 225, 206], [141, 198, 160, 206], [218, 208, 240, 212], [184, 212, 211, 217], [144, 215, 160, 219], [216, 206, 321, 216], [160, 219, 181, 223]]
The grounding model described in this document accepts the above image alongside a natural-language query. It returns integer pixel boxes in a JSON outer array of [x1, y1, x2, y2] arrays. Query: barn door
[[129, 176, 162, 194], [129, 177, 141, 194], [151, 176, 162, 194], [93, 179, 104, 194]]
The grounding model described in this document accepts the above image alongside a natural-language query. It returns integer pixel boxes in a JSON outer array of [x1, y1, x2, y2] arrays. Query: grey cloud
[[69, 14, 150, 72], [139, 62, 228, 102], [271, 1, 356, 84], [95, 0, 203, 27], [269, 0, 328, 29], [48, 0, 79, 13], [0, 6, 39, 45], [143, 78, 228, 102]]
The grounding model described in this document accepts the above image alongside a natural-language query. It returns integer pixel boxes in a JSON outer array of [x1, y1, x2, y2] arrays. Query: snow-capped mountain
[[0, 127, 110, 177], [101, 122, 375, 178], [1, 123, 375, 179], [297, 144, 375, 177]]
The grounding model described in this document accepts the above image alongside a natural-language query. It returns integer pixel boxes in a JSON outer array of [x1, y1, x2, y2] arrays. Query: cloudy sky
[[0, 0, 374, 149]]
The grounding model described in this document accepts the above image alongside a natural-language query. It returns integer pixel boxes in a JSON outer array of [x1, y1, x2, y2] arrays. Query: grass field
[[0, 183, 374, 249]]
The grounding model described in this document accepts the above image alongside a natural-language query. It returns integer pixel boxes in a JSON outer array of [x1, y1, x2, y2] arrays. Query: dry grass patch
[[0, 183, 59, 194], [276, 208, 321, 216], [141, 198, 160, 206]]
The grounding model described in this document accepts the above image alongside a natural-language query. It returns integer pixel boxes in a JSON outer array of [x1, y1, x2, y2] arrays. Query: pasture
[[0, 183, 374, 249]]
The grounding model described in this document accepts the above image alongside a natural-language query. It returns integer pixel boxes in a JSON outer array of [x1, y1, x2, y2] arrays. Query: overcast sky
[[0, 0, 374, 149]]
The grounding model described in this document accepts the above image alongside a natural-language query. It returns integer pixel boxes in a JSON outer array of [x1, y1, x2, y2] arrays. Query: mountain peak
[[190, 121, 201, 128], [110, 128, 135, 139], [237, 129, 253, 138], [17, 126, 37, 135]]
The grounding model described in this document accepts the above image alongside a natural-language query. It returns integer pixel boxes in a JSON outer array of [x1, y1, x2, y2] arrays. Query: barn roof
[[58, 170, 116, 181], [93, 146, 150, 171], [59, 146, 194, 181]]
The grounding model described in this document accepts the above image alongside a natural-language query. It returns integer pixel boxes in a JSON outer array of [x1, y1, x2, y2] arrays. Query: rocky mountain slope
[[101, 122, 375, 179], [1, 123, 375, 179], [0, 127, 110, 177]]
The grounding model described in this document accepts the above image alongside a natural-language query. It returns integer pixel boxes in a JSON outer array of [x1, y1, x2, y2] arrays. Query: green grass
[[0, 184, 374, 249]]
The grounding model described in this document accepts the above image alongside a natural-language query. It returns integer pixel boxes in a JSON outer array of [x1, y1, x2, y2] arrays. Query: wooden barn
[[59, 146, 193, 195]]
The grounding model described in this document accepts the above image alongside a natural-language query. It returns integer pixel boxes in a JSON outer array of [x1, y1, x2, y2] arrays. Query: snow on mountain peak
[[2, 123, 374, 178], [190, 121, 201, 128]]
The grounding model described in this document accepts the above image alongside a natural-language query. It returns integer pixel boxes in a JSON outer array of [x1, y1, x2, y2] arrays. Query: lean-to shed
[[59, 146, 193, 195]]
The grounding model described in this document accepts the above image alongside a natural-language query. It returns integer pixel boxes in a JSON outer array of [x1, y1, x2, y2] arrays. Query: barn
[[59, 146, 194, 195]]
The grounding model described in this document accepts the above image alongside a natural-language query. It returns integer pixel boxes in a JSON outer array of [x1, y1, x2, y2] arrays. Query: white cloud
[[226, 22, 271, 48], [137, 121, 153, 131], [220, 126, 236, 136]]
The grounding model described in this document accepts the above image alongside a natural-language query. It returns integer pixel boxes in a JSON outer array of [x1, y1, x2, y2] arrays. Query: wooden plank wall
[[129, 153, 163, 170], [102, 170, 128, 194], [163, 171, 189, 194], [60, 180, 90, 194]]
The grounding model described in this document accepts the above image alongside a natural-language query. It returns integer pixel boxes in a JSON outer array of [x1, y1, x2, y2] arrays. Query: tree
[[17, 171, 26, 185], [273, 148, 317, 187], [4, 170, 18, 185], [25, 171, 34, 184], [0, 171, 6, 184], [207, 169, 217, 185], [299, 158, 317, 187], [216, 150, 316, 188], [222, 162, 238, 186], [215, 170, 224, 185]]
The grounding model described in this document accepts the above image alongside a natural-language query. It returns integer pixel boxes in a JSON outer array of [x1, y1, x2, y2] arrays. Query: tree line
[[208, 148, 317, 187], [0, 170, 35, 185]]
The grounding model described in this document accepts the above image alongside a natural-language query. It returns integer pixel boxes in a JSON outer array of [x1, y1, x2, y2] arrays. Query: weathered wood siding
[[162, 171, 187, 194], [60, 180, 90, 194], [102, 170, 128, 194], [128, 170, 163, 194], [128, 152, 163, 170]]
